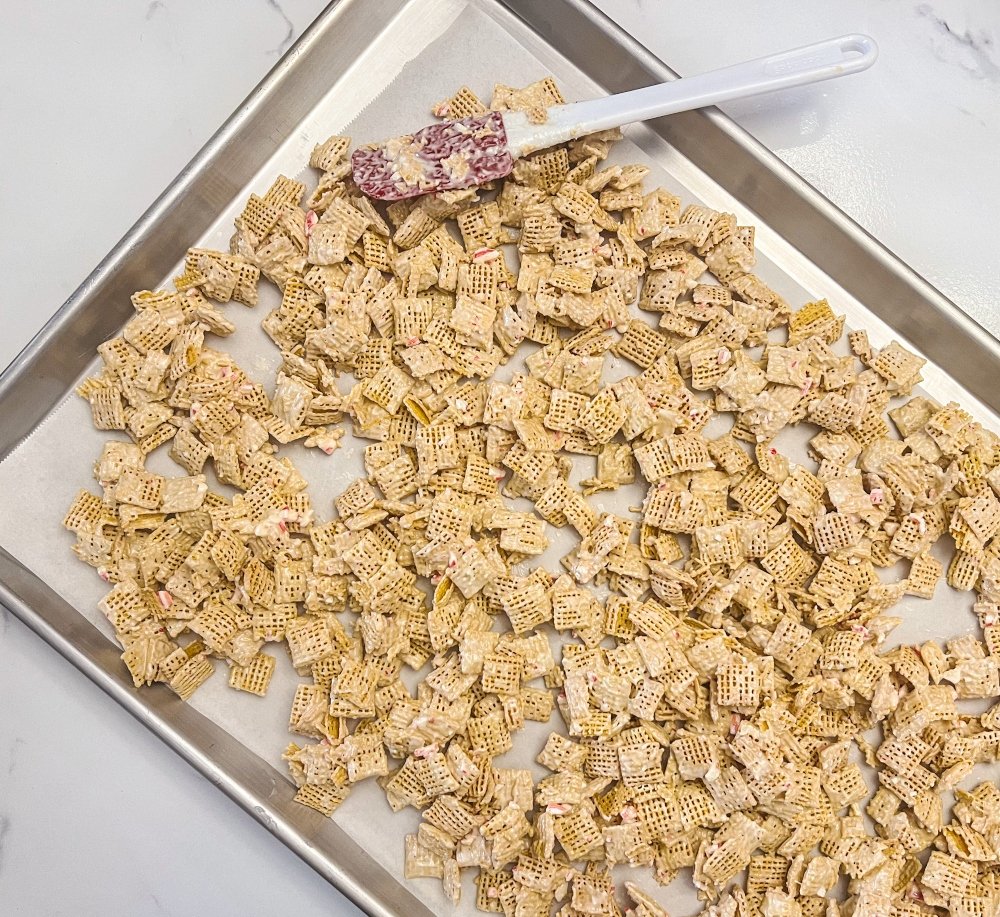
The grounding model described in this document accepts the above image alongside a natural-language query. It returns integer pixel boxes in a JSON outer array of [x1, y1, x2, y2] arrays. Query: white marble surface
[[1, 1, 998, 914]]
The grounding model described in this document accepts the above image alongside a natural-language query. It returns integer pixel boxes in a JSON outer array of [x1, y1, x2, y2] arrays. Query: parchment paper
[[1, 2, 997, 915]]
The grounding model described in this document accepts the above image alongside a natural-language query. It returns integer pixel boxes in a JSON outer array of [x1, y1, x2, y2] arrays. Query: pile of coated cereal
[[63, 78, 1000, 917]]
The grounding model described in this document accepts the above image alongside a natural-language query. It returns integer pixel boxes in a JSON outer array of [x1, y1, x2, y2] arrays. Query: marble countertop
[[1, 1, 997, 914]]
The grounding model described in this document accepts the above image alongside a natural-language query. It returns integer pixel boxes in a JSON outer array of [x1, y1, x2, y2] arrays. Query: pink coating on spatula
[[351, 110, 514, 201]]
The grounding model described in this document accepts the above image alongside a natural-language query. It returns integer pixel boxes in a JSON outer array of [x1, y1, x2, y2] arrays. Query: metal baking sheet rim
[[0, 1, 998, 915]]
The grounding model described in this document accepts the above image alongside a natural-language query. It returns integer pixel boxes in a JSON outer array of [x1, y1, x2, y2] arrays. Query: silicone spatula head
[[351, 111, 515, 201]]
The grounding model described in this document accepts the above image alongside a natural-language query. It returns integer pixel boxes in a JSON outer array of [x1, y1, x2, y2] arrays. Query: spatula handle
[[503, 33, 878, 157]]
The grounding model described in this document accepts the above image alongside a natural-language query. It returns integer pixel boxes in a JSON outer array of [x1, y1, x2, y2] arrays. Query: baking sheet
[[1, 1, 998, 915]]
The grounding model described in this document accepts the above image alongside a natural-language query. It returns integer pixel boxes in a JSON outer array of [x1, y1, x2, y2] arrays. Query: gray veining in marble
[[0, 816, 11, 878], [266, 0, 296, 55], [6, 737, 25, 775], [149, 892, 174, 916], [916, 2, 999, 79]]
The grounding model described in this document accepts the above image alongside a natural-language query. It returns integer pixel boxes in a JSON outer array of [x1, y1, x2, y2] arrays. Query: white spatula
[[352, 33, 878, 200]]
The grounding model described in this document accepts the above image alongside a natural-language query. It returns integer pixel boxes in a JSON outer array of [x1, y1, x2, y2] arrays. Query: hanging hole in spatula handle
[[761, 33, 879, 80]]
